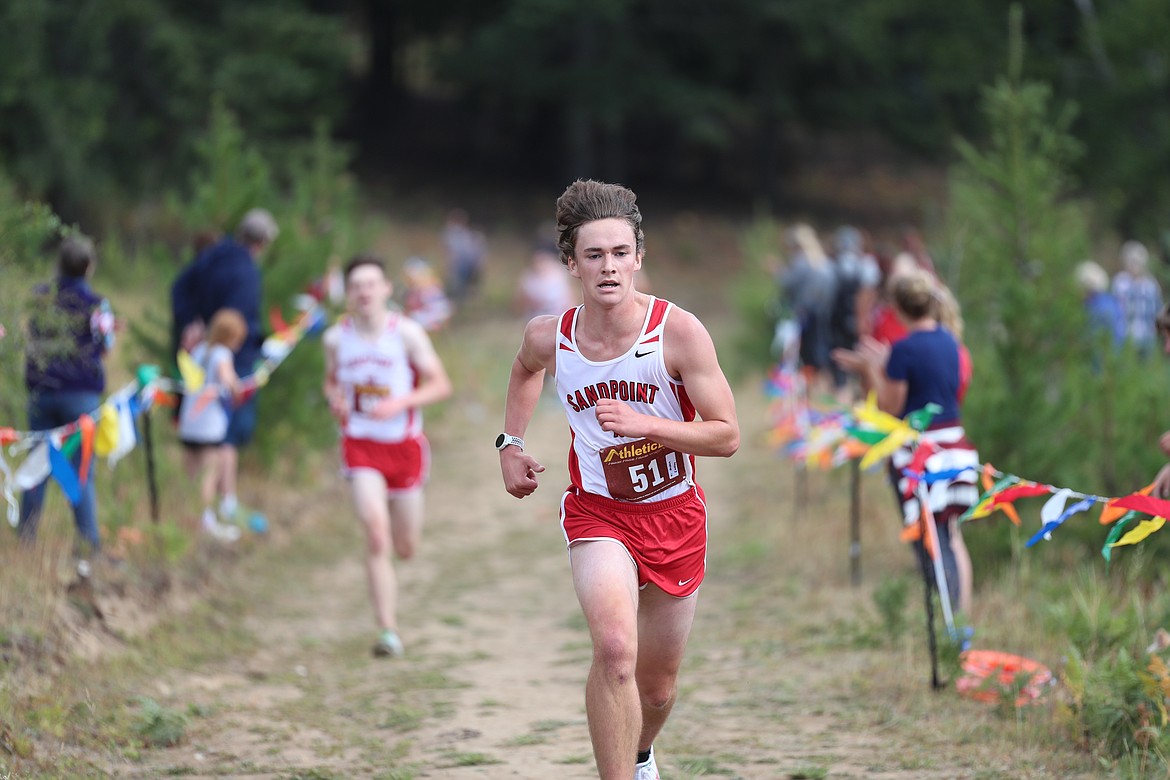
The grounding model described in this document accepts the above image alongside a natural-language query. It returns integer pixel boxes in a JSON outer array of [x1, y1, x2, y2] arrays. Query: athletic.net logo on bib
[[600, 437, 684, 501]]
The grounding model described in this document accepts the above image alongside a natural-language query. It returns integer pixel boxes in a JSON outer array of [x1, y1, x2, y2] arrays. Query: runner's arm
[[373, 318, 453, 418], [321, 325, 347, 420], [595, 309, 738, 458], [500, 316, 555, 498]]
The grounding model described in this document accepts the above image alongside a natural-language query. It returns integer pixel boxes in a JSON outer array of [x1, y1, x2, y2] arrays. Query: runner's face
[[567, 218, 642, 304], [346, 265, 391, 317]]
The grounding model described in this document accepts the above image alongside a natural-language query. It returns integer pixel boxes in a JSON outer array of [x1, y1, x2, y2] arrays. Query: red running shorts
[[560, 485, 707, 598], [341, 435, 430, 495]]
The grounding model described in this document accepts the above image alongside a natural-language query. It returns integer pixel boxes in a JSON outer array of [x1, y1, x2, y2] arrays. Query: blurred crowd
[[772, 224, 962, 404]]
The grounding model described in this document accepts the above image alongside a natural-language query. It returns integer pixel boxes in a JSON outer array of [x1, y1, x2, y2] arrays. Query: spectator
[[828, 226, 881, 400], [515, 247, 576, 319], [933, 282, 973, 406], [19, 236, 116, 563], [832, 269, 980, 617], [171, 208, 279, 522], [778, 224, 836, 395], [1077, 260, 1125, 359], [1111, 240, 1163, 358], [869, 252, 917, 347], [442, 208, 486, 303], [401, 257, 452, 332], [178, 308, 248, 542]]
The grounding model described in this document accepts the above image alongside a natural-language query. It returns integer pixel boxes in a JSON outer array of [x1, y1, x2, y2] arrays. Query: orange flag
[[78, 414, 95, 486], [1099, 482, 1154, 525]]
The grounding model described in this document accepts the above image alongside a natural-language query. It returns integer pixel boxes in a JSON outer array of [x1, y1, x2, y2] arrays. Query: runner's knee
[[638, 674, 677, 711], [394, 537, 417, 560], [591, 629, 638, 684], [365, 525, 391, 557]]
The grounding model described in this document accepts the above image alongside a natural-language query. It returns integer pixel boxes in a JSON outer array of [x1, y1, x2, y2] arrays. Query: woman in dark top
[[832, 270, 979, 616], [21, 236, 115, 558]]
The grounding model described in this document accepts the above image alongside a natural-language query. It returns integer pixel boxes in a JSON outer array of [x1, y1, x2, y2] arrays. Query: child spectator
[[178, 309, 248, 542], [1112, 240, 1164, 358], [401, 257, 452, 332], [19, 236, 116, 563]]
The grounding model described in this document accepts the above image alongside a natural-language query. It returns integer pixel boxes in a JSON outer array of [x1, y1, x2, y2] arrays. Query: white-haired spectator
[[1077, 260, 1125, 362], [1111, 241, 1163, 357]]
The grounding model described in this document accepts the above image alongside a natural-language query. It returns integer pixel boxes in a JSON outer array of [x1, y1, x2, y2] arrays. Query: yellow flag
[[853, 394, 904, 434], [94, 401, 120, 456], [860, 426, 916, 470], [177, 350, 205, 392], [1111, 516, 1167, 548]]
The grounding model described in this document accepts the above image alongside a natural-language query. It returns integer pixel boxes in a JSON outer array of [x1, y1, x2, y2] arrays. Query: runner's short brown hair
[[344, 253, 387, 283], [555, 180, 644, 266]]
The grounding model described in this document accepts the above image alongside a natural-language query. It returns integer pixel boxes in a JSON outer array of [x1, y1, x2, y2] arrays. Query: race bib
[[599, 438, 684, 501], [353, 382, 390, 415]]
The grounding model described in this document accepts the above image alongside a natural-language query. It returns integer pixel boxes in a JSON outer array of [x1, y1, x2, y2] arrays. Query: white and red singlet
[[554, 296, 697, 503], [333, 313, 422, 444]]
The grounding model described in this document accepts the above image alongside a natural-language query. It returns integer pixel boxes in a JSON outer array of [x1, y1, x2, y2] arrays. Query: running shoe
[[372, 630, 405, 659], [634, 746, 660, 780], [204, 520, 241, 543]]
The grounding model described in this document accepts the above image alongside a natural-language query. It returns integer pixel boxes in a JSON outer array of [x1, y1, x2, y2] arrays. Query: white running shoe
[[204, 519, 241, 543], [634, 746, 660, 780], [372, 630, 405, 659]]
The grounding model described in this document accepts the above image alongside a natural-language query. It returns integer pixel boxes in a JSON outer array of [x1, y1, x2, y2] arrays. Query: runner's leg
[[387, 489, 425, 561], [636, 583, 697, 752], [570, 540, 641, 780], [349, 470, 397, 631]]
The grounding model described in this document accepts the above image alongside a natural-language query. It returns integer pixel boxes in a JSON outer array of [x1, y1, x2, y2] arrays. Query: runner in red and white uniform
[[499, 180, 739, 780], [323, 255, 451, 659]]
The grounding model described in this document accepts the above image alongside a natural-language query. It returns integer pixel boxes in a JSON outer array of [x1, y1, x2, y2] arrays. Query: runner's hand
[[326, 390, 348, 422], [501, 448, 544, 498], [1160, 430, 1170, 458], [594, 398, 650, 439], [370, 396, 406, 420]]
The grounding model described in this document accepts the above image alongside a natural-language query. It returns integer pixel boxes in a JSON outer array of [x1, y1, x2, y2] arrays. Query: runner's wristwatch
[[495, 433, 525, 452]]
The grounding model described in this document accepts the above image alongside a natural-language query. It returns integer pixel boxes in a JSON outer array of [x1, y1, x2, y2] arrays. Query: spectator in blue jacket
[[20, 236, 116, 558], [1076, 260, 1126, 363], [171, 208, 279, 521]]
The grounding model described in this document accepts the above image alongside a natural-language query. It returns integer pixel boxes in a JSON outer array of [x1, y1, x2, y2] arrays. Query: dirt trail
[[114, 378, 1092, 780]]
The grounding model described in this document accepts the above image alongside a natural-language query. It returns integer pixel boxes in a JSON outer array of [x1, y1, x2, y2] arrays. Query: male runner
[[324, 255, 452, 657], [498, 180, 739, 779]]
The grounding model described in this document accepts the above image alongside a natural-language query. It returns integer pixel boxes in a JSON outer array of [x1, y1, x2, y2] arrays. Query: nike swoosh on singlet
[[635, 349, 656, 358]]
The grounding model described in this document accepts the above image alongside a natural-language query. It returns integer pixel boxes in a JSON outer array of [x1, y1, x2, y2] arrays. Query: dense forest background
[[1, 0, 1168, 240]]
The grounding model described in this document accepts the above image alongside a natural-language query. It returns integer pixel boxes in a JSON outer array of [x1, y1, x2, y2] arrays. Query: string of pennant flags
[[765, 364, 1169, 562], [0, 303, 326, 528]]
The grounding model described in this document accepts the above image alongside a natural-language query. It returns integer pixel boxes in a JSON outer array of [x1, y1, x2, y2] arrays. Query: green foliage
[[0, 0, 352, 217], [872, 576, 909, 644], [132, 696, 188, 748], [182, 95, 275, 235], [727, 215, 785, 379], [1063, 646, 1170, 771], [0, 174, 73, 422], [1068, 0, 1170, 236], [948, 6, 1164, 505]]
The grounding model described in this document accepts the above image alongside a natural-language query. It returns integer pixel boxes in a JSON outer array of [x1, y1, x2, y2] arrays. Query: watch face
[[495, 433, 506, 449]]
